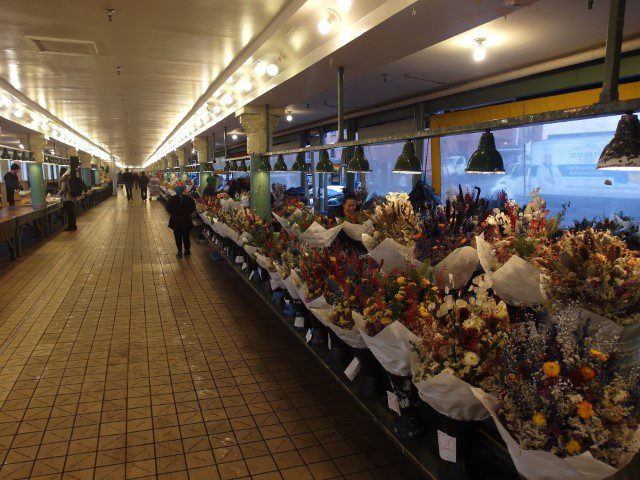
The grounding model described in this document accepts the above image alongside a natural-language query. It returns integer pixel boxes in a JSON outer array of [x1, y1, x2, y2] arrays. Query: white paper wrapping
[[411, 368, 490, 421], [309, 308, 367, 349], [579, 309, 640, 364], [491, 255, 545, 307], [352, 312, 419, 376], [272, 212, 290, 229], [298, 222, 343, 248], [364, 237, 419, 272], [298, 283, 332, 309], [243, 245, 260, 258], [472, 388, 640, 480], [282, 275, 301, 300], [254, 254, 273, 270], [269, 271, 285, 290], [475, 234, 498, 273], [338, 219, 373, 242], [433, 246, 479, 290]]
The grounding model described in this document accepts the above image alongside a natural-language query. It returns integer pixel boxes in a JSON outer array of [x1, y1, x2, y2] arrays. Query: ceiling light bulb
[[237, 79, 252, 92], [254, 61, 267, 77], [266, 63, 279, 77], [212, 105, 221, 114], [318, 17, 333, 35], [286, 113, 293, 122], [14, 109, 23, 118], [221, 94, 233, 105], [232, 134, 238, 140], [18, 143, 24, 149], [473, 38, 486, 62]]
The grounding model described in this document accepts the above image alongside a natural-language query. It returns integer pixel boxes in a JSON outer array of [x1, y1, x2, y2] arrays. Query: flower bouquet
[[352, 265, 441, 376], [337, 209, 374, 242], [473, 312, 640, 480], [536, 228, 639, 326], [362, 192, 421, 252], [412, 275, 510, 420], [296, 213, 342, 248]]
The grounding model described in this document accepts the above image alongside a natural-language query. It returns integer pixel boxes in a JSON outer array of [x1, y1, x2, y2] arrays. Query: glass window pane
[[363, 142, 415, 196]]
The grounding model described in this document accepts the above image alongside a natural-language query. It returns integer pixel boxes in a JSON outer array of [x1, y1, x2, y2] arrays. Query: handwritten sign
[[437, 430, 456, 463]]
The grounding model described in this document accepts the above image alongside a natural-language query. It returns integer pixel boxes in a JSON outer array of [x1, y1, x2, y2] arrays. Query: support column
[[79, 152, 93, 188], [176, 149, 187, 182], [28, 133, 47, 206], [194, 136, 208, 194], [236, 105, 285, 221]]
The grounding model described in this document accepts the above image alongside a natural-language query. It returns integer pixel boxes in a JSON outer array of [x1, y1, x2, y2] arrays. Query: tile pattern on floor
[[0, 192, 425, 480]]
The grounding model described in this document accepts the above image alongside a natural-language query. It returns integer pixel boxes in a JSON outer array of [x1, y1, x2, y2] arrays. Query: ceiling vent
[[26, 36, 99, 56]]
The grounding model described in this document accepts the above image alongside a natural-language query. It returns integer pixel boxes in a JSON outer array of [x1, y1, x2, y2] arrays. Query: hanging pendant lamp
[[273, 154, 288, 171], [465, 130, 505, 174], [237, 159, 248, 172], [28, 152, 35, 162], [596, 112, 640, 170], [291, 152, 308, 172], [1, 148, 10, 159], [11, 149, 20, 161], [347, 145, 371, 173], [255, 155, 271, 172], [315, 150, 334, 173], [21, 150, 29, 161], [393, 139, 422, 174]]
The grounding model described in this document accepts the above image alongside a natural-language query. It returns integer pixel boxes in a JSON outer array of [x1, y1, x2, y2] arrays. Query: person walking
[[122, 168, 134, 200], [58, 163, 87, 231], [166, 182, 195, 258], [4, 163, 22, 206], [133, 172, 140, 190], [139, 171, 150, 201]]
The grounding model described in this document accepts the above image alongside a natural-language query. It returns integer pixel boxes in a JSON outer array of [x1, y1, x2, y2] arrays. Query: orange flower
[[576, 400, 595, 419], [580, 366, 596, 382], [505, 374, 518, 384], [589, 349, 608, 362], [543, 361, 560, 378], [566, 440, 581, 455], [532, 413, 546, 427]]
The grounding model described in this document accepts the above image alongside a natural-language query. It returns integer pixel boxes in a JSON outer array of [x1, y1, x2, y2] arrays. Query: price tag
[[387, 391, 401, 416], [294, 316, 305, 328], [284, 298, 291, 305], [437, 430, 457, 463], [343, 358, 361, 381], [327, 335, 332, 350], [235, 255, 244, 264], [305, 329, 312, 343], [241, 263, 247, 270]]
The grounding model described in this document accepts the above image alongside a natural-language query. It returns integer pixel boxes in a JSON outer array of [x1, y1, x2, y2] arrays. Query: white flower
[[613, 390, 628, 403], [462, 351, 480, 367], [442, 367, 455, 375], [569, 394, 583, 404]]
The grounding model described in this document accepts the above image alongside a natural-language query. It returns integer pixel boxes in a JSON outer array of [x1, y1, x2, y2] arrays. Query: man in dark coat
[[4, 163, 22, 206], [122, 168, 134, 201], [165, 183, 196, 258], [139, 171, 150, 201]]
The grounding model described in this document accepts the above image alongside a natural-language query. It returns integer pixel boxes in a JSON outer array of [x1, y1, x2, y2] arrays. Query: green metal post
[[81, 168, 91, 188], [250, 154, 271, 221], [28, 162, 46, 206]]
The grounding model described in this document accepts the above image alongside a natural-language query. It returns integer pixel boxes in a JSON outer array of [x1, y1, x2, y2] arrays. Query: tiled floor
[[0, 192, 424, 480]]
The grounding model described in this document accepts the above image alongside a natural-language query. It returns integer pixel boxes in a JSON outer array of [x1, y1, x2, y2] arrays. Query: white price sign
[[386, 391, 401, 416], [343, 358, 361, 381], [235, 255, 244, 264], [294, 317, 305, 328], [437, 430, 457, 463], [305, 329, 313, 343]]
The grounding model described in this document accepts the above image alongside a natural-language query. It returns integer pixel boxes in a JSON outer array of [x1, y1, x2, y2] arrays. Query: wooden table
[[0, 217, 16, 259], [0, 205, 49, 257]]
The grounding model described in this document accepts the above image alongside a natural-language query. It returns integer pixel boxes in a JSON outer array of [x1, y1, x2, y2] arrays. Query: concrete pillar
[[27, 133, 47, 206], [79, 152, 93, 187], [194, 136, 208, 194], [237, 105, 285, 221], [176, 148, 188, 182]]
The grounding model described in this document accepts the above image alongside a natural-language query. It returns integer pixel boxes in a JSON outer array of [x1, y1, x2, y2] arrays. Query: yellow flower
[[385, 309, 392, 316], [576, 400, 595, 419], [566, 440, 581, 455], [543, 361, 560, 378], [330, 256, 336, 262], [349, 296, 356, 302], [421, 278, 431, 287], [397, 277, 406, 285], [589, 349, 608, 362], [505, 374, 518, 384], [395, 294, 404, 301], [532, 413, 546, 427]]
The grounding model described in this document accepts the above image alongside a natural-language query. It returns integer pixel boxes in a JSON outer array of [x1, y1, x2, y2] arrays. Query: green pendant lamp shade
[[20, 150, 29, 161], [315, 150, 334, 173], [255, 155, 271, 172], [223, 161, 230, 173], [1, 148, 10, 159], [229, 160, 238, 172], [237, 159, 248, 172], [596, 112, 640, 170], [273, 154, 288, 171], [393, 139, 422, 174], [465, 130, 505, 174], [347, 145, 371, 173], [291, 152, 308, 172], [11, 149, 20, 161]]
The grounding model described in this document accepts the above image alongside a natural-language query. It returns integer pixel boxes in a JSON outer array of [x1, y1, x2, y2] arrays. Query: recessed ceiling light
[[237, 79, 252, 92], [337, 0, 352, 12], [13, 109, 23, 118], [318, 9, 338, 35], [286, 113, 293, 122], [221, 94, 233, 105], [266, 63, 279, 77], [254, 61, 267, 77], [212, 105, 221, 114], [232, 134, 238, 140], [473, 37, 486, 62]]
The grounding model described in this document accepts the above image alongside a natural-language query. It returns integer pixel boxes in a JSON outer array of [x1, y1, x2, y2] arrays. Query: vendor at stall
[[342, 193, 358, 221], [4, 163, 22, 206], [202, 175, 217, 198]]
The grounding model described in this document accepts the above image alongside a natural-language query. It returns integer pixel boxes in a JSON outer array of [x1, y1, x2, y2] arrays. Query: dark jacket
[[202, 185, 217, 198], [4, 172, 21, 193], [122, 171, 134, 184], [166, 194, 196, 230], [138, 174, 150, 188]]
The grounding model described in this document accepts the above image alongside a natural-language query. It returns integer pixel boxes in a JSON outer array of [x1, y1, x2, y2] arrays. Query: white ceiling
[[0, 0, 639, 164]]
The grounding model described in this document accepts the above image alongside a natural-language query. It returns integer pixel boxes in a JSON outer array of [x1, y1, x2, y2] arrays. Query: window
[[439, 115, 640, 224], [362, 142, 417, 196]]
